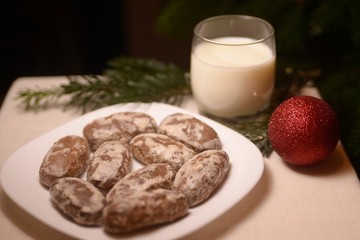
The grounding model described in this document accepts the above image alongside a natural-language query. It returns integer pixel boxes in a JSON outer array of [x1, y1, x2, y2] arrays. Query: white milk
[[191, 37, 275, 117]]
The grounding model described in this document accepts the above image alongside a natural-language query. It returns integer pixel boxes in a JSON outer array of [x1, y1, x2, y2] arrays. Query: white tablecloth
[[0, 77, 359, 240]]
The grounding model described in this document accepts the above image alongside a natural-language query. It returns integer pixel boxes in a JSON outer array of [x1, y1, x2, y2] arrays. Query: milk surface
[[191, 37, 275, 117]]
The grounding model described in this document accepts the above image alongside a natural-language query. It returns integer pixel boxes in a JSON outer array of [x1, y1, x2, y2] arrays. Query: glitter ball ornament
[[268, 95, 340, 166]]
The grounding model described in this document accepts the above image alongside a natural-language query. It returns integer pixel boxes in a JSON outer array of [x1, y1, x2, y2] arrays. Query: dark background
[[0, 0, 190, 105]]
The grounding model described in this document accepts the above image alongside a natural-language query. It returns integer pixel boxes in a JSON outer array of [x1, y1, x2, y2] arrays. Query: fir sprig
[[17, 87, 63, 110], [209, 113, 272, 156], [16, 58, 191, 112]]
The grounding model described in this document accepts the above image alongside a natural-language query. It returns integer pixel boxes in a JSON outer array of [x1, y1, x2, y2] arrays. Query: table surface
[[0, 77, 359, 240]]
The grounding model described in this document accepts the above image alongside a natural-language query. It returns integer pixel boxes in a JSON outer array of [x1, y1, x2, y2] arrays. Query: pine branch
[[16, 58, 191, 112], [16, 87, 63, 110]]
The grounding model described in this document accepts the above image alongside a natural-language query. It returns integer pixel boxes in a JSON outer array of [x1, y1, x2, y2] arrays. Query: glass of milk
[[191, 15, 276, 118]]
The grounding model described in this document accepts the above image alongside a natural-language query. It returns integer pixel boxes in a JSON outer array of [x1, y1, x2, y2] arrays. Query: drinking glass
[[191, 15, 276, 118]]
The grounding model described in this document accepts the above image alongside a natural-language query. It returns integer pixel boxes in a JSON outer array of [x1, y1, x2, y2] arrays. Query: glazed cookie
[[83, 112, 157, 151], [50, 177, 106, 226], [173, 150, 230, 207], [39, 135, 90, 187], [87, 141, 132, 192], [159, 113, 221, 152], [129, 133, 195, 170]]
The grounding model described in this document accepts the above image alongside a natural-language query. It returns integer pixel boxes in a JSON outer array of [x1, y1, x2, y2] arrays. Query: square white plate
[[0, 102, 264, 240]]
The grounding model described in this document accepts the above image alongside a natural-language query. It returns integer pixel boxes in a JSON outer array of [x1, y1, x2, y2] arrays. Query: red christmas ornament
[[268, 95, 340, 166]]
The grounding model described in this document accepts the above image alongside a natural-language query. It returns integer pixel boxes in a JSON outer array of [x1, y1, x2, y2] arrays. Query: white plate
[[0, 102, 264, 240]]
